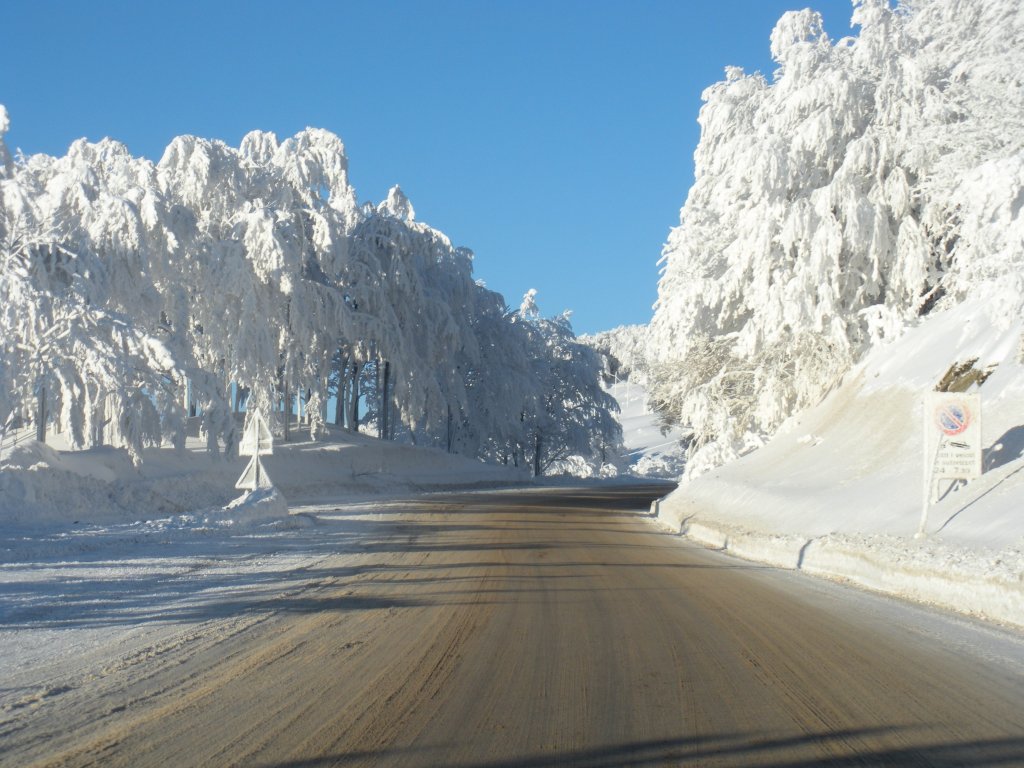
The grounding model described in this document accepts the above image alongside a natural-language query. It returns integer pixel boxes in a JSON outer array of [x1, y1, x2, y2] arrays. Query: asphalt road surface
[[8, 484, 1024, 767]]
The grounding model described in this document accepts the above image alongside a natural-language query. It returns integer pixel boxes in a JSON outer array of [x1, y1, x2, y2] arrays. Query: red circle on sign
[[935, 403, 971, 436]]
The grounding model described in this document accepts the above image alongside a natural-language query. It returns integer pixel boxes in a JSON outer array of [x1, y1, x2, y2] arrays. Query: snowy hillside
[[656, 297, 1024, 626], [607, 380, 687, 479], [580, 325, 687, 477], [636, 0, 1024, 625]]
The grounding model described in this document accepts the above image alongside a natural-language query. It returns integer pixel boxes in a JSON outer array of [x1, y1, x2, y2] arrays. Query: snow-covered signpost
[[236, 409, 274, 491], [918, 392, 982, 537]]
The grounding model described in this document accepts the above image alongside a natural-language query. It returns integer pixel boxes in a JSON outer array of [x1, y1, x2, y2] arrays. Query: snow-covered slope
[[607, 380, 687, 478], [628, 0, 1024, 627], [657, 300, 1024, 626]]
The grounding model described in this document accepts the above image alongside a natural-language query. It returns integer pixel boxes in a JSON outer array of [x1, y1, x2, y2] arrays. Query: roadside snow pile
[[657, 298, 1024, 627], [222, 487, 291, 523], [0, 425, 528, 532], [0, 438, 231, 528]]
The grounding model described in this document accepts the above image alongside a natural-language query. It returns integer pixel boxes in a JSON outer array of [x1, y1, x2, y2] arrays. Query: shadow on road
[[0, 483, 676, 631], [255, 728, 1024, 767]]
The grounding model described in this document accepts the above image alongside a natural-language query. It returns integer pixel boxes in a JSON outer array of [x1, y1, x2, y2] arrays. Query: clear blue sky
[[1, 0, 854, 335]]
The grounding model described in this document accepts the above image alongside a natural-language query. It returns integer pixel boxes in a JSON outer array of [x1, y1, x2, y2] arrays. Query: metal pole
[[917, 433, 944, 538]]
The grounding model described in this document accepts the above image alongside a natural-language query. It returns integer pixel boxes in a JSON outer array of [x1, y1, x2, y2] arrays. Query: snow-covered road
[[3, 485, 1024, 767]]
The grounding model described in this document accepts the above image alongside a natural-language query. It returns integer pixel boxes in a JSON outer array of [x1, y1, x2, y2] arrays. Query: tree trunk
[[93, 396, 106, 447], [334, 350, 347, 426], [36, 384, 46, 444], [534, 433, 542, 477], [184, 377, 197, 418], [446, 404, 453, 453], [375, 357, 382, 437], [347, 370, 354, 430], [350, 362, 360, 433], [381, 361, 391, 440], [283, 381, 290, 442]]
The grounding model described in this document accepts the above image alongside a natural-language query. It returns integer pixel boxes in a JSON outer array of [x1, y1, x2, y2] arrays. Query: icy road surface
[[3, 485, 1024, 766]]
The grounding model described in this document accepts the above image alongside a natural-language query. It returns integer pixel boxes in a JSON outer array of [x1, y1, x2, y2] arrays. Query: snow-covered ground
[[654, 299, 1024, 628], [0, 425, 529, 725], [0, 422, 527, 529], [607, 380, 687, 479]]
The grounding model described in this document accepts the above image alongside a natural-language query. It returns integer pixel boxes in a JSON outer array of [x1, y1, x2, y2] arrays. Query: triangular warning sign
[[239, 410, 273, 456], [235, 455, 273, 490]]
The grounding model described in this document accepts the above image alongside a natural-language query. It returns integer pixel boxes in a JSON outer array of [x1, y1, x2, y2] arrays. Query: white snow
[[1, 2, 1023, 718], [590, 0, 1024, 629], [607, 380, 687, 479], [0, 117, 620, 476], [0, 421, 527, 529]]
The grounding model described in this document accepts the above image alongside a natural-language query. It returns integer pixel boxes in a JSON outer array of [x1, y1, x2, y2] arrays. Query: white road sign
[[925, 392, 982, 480], [239, 410, 274, 456], [236, 409, 274, 491], [918, 391, 982, 537], [235, 454, 273, 490]]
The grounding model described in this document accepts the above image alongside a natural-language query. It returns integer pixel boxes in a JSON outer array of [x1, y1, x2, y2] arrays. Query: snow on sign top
[[239, 410, 273, 457]]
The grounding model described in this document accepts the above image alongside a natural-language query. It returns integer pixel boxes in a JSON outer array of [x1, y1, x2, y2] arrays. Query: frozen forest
[[647, 0, 1024, 476], [580, 324, 650, 387], [0, 108, 620, 475]]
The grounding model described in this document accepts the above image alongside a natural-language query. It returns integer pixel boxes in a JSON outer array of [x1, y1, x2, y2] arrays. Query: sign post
[[918, 392, 982, 537], [236, 409, 274, 491]]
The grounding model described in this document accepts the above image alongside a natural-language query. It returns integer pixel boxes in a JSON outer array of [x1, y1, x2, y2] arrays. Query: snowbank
[[656, 299, 1024, 627], [0, 424, 529, 532], [222, 487, 292, 522]]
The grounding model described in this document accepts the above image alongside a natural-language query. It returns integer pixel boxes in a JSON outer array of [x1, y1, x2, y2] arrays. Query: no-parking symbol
[[934, 400, 972, 436], [925, 392, 982, 482]]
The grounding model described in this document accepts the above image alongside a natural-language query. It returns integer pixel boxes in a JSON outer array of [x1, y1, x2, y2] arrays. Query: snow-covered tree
[[0, 106, 12, 178], [648, 0, 1024, 476], [1, 109, 621, 476], [454, 285, 537, 464], [517, 291, 623, 476], [579, 324, 650, 386]]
